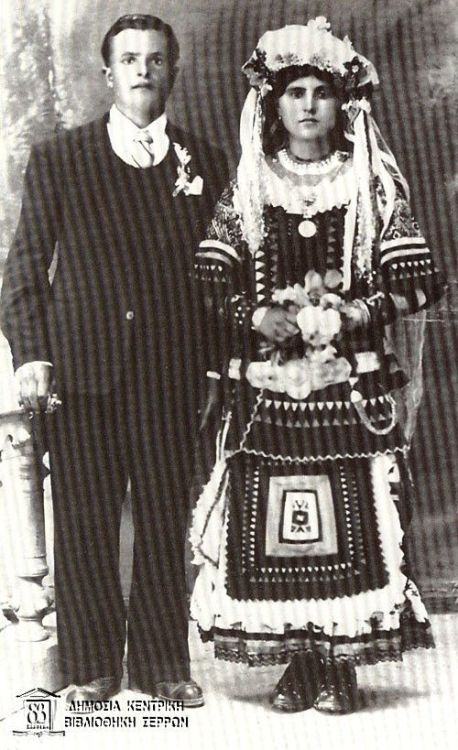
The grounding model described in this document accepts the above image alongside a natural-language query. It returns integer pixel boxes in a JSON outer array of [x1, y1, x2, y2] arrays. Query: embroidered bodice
[[194, 149, 444, 461]]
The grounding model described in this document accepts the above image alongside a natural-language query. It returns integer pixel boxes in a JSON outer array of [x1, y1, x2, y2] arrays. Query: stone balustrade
[[0, 408, 51, 641], [0, 329, 52, 643]]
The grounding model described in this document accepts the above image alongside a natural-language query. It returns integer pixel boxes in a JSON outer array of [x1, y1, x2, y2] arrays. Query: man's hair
[[101, 14, 180, 67]]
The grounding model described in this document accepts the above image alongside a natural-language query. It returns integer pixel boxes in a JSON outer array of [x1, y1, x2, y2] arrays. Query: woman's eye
[[122, 56, 136, 64], [153, 57, 164, 66]]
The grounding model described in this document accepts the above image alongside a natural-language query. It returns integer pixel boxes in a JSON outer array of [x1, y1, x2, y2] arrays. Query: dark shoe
[[314, 662, 358, 714], [154, 679, 204, 708], [66, 676, 121, 707], [270, 654, 323, 713]]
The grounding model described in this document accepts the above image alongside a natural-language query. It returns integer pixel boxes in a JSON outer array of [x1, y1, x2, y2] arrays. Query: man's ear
[[103, 66, 114, 88]]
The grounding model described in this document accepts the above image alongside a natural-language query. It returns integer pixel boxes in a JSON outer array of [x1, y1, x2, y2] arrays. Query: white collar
[[262, 153, 355, 217], [107, 105, 170, 167]]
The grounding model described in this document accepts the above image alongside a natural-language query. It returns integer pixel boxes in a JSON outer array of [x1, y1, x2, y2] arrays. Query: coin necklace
[[298, 198, 318, 238], [278, 149, 346, 239]]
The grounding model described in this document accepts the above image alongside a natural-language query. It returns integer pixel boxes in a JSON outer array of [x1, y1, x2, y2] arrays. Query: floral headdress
[[234, 17, 408, 290], [242, 18, 378, 98]]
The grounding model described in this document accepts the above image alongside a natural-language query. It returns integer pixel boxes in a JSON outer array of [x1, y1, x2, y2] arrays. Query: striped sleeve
[[194, 181, 254, 374], [196, 238, 242, 273], [380, 235, 432, 269], [194, 181, 246, 284], [379, 188, 445, 310]]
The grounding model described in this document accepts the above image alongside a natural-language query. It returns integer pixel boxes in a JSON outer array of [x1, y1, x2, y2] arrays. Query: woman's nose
[[303, 93, 316, 111]]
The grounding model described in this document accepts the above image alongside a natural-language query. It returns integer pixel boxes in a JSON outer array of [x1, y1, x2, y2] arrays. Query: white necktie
[[131, 131, 155, 168]]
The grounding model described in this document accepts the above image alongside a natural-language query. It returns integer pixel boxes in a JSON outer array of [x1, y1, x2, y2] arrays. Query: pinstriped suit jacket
[[1, 115, 229, 396]]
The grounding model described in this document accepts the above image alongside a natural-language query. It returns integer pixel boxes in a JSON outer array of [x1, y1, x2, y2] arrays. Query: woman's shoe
[[154, 679, 204, 708], [270, 653, 323, 713], [314, 662, 358, 714]]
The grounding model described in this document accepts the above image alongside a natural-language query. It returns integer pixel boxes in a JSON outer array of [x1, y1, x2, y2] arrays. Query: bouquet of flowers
[[246, 270, 353, 399]]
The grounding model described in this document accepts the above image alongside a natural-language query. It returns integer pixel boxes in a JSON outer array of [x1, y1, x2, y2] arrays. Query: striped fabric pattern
[[380, 236, 432, 267], [196, 238, 241, 268]]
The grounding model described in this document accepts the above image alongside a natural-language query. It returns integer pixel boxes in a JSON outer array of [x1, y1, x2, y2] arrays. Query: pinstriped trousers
[[40, 365, 196, 688]]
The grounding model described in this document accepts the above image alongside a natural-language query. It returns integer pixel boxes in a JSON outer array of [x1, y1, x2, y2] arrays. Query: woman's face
[[277, 75, 339, 146]]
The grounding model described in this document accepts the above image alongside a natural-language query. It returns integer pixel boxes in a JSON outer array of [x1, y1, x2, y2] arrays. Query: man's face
[[104, 28, 174, 125]]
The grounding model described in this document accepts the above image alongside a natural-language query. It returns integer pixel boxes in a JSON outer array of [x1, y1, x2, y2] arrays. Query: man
[[0, 14, 228, 706]]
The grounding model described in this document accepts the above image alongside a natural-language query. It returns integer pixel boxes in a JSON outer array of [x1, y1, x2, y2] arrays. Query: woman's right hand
[[257, 306, 299, 344]]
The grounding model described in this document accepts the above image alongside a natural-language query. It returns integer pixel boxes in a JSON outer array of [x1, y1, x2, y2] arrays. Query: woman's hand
[[340, 302, 370, 333], [257, 306, 299, 344]]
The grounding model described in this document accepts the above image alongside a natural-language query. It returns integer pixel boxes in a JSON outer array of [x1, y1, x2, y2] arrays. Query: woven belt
[[227, 351, 381, 380]]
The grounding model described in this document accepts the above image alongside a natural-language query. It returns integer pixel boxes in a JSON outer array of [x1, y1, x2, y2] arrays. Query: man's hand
[[15, 362, 54, 412], [257, 307, 299, 344]]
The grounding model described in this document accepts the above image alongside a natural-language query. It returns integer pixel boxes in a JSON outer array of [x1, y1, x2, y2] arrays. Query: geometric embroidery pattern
[[265, 474, 338, 556], [225, 453, 388, 601]]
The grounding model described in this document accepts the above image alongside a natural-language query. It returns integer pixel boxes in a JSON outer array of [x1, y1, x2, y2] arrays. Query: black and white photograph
[[0, 2, 456, 748]]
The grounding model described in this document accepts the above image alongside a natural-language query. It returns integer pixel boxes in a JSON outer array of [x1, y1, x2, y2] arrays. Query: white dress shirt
[[106, 105, 170, 168]]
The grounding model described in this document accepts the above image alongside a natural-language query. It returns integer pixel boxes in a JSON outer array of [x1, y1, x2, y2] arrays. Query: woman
[[190, 18, 444, 714]]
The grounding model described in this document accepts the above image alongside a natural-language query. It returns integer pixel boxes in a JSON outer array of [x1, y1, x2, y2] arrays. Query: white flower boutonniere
[[172, 142, 204, 197]]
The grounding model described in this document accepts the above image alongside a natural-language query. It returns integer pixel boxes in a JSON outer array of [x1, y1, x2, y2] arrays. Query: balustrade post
[[0, 409, 50, 642]]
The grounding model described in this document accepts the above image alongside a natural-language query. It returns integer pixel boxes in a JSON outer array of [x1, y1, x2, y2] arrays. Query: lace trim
[[226, 444, 409, 464], [262, 153, 354, 217], [211, 638, 434, 667], [199, 601, 435, 668], [277, 149, 347, 175], [200, 610, 435, 667]]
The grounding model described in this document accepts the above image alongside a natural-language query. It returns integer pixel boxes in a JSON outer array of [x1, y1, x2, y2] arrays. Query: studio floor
[[1, 613, 457, 750]]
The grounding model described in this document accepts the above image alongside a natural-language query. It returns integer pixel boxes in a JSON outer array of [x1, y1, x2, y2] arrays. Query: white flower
[[303, 270, 324, 295], [319, 308, 342, 340], [342, 97, 372, 117], [323, 269, 343, 290], [292, 283, 311, 307], [310, 357, 352, 390], [246, 352, 351, 399], [358, 97, 372, 113], [184, 175, 203, 196], [307, 345, 337, 364], [173, 142, 191, 166], [319, 292, 344, 311], [282, 360, 312, 400], [296, 306, 341, 346], [257, 20, 361, 77], [172, 142, 204, 197], [310, 16, 331, 32], [271, 286, 297, 305], [246, 361, 283, 392]]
